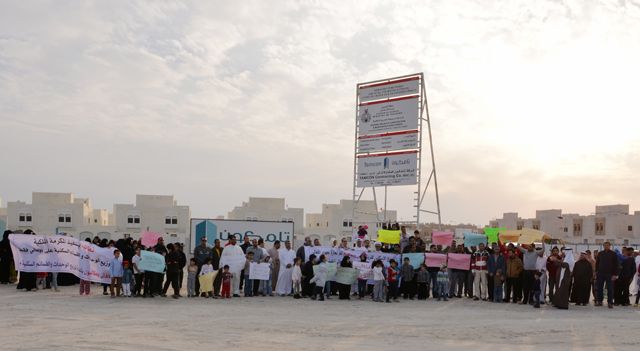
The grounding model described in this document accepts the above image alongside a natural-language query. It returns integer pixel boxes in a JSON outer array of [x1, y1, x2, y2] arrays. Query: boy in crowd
[[533, 271, 542, 308], [109, 249, 124, 298]]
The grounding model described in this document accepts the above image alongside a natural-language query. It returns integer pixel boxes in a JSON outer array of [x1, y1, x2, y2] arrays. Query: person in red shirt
[[386, 259, 399, 303], [546, 247, 562, 302], [220, 265, 233, 298]]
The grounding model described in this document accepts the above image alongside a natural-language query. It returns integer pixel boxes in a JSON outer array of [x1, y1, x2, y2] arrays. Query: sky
[[1, 0, 639, 226]]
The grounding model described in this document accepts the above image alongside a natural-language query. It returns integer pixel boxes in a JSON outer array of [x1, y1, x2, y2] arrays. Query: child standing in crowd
[[79, 278, 91, 296], [533, 271, 542, 308], [437, 264, 449, 301], [372, 260, 385, 302], [416, 264, 429, 300], [122, 261, 133, 297], [292, 257, 302, 299], [36, 272, 47, 290], [187, 258, 198, 298], [109, 249, 123, 298], [199, 257, 214, 298], [310, 255, 328, 301], [386, 259, 399, 303], [244, 252, 254, 297], [221, 265, 233, 299], [400, 257, 415, 300], [493, 269, 505, 303]]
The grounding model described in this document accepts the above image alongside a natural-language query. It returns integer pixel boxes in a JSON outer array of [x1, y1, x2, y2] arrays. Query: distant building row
[[0, 193, 397, 249], [489, 204, 640, 245]]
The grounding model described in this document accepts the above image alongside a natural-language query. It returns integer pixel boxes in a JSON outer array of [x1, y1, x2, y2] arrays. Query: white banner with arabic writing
[[9, 234, 115, 284]]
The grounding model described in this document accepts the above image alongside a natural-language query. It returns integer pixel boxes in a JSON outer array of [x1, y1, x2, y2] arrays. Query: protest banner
[[220, 254, 246, 273], [499, 231, 521, 244], [402, 253, 425, 268], [425, 253, 447, 268], [431, 231, 453, 247], [304, 246, 332, 262], [447, 253, 471, 270], [463, 233, 487, 247], [140, 231, 162, 248], [138, 250, 166, 273], [377, 229, 401, 244], [483, 227, 504, 245], [352, 261, 373, 280], [335, 267, 359, 285], [249, 262, 271, 280], [9, 234, 114, 284]]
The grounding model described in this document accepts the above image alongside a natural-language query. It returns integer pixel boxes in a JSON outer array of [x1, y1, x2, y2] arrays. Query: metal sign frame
[[352, 72, 441, 231]]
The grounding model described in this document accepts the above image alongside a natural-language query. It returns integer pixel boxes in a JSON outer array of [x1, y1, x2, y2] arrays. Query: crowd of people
[[2, 227, 640, 310]]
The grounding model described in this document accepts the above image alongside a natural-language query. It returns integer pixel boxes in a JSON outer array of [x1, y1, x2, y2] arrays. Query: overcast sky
[[1, 0, 639, 226]]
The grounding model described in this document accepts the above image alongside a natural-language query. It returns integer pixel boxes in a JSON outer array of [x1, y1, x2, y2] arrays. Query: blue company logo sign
[[383, 157, 389, 169], [195, 220, 217, 243]]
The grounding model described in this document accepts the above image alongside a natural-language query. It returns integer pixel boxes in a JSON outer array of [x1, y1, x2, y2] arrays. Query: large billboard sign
[[356, 150, 418, 187], [358, 77, 420, 103], [357, 130, 418, 154], [190, 219, 294, 252], [357, 96, 419, 136]]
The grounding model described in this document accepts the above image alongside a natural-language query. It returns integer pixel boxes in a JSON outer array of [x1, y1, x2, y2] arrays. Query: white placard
[[356, 151, 418, 187], [359, 77, 420, 103], [357, 130, 419, 153], [358, 96, 419, 136], [249, 262, 271, 280]]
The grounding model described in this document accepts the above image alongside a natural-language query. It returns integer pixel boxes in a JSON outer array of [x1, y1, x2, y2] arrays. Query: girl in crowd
[[292, 257, 302, 299], [187, 258, 198, 297], [372, 260, 385, 302], [310, 255, 328, 301]]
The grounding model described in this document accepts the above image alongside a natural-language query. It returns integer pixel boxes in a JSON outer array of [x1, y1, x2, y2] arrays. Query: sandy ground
[[0, 284, 638, 351]]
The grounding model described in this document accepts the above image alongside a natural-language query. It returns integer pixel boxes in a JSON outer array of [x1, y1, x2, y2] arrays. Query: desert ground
[[0, 284, 638, 351]]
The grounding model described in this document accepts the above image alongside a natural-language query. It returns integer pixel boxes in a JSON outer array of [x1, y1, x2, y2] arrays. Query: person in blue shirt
[[109, 249, 124, 298]]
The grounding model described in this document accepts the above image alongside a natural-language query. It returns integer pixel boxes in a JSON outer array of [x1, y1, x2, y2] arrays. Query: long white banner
[[356, 151, 418, 187], [359, 77, 420, 103], [357, 130, 419, 154], [357, 96, 419, 136], [9, 234, 115, 284]]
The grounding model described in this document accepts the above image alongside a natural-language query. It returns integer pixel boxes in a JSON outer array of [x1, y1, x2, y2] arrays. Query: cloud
[[1, 0, 639, 226]]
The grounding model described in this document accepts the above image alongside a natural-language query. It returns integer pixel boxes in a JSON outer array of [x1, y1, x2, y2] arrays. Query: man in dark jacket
[[595, 242, 619, 308], [153, 237, 168, 296], [193, 237, 212, 296], [162, 243, 181, 298], [614, 247, 636, 306], [487, 246, 506, 301]]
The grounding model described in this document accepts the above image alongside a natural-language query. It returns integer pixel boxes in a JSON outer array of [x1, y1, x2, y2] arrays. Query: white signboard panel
[[359, 77, 420, 103], [357, 130, 419, 153], [356, 151, 418, 187], [358, 96, 419, 136], [190, 219, 294, 253]]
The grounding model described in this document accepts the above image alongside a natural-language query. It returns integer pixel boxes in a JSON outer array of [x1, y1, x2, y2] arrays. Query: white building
[[489, 204, 640, 245], [112, 194, 191, 243], [227, 197, 304, 237], [6, 192, 106, 235], [304, 199, 397, 245]]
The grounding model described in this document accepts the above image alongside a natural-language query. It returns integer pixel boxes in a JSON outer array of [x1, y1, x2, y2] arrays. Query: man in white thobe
[[275, 240, 296, 296], [220, 235, 245, 297]]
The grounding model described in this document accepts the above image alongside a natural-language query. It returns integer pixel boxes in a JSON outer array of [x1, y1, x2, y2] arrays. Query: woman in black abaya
[[338, 256, 353, 300], [17, 230, 37, 291], [553, 262, 571, 309], [0, 230, 13, 284]]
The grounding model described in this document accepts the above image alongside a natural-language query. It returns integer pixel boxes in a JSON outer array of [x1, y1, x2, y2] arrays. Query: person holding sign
[[337, 256, 353, 300]]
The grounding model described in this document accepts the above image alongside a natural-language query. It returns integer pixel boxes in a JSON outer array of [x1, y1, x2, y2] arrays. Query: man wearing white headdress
[[562, 247, 576, 271], [275, 240, 296, 296]]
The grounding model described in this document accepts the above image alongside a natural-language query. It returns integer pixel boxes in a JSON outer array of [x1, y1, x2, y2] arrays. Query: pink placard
[[425, 253, 447, 268], [432, 231, 454, 247], [141, 231, 162, 248], [447, 253, 471, 270]]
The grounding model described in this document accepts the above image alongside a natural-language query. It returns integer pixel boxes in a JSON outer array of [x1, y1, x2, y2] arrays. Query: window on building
[[628, 226, 633, 231], [171, 217, 177, 225], [94, 219, 97, 223], [595, 222, 604, 235], [563, 227, 568, 233], [19, 214, 25, 222], [134, 216, 140, 224], [65, 216, 71, 223], [58, 216, 65, 223], [165, 217, 171, 225], [127, 216, 133, 224], [170, 233, 177, 237], [316, 223, 320, 227], [532, 224, 539, 230], [26, 214, 32, 222]]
